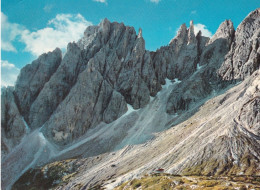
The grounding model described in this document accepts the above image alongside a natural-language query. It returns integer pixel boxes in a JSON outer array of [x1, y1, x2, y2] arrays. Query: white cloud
[[20, 14, 92, 56], [150, 0, 161, 3], [1, 60, 20, 87], [1, 12, 92, 56], [93, 0, 107, 3], [194, 23, 212, 38], [1, 12, 24, 52]]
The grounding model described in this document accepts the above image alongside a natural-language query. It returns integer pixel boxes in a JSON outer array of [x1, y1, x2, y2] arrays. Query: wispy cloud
[[191, 10, 197, 15], [93, 0, 107, 3], [43, 4, 54, 12], [1, 12, 24, 52], [194, 23, 213, 37], [150, 0, 161, 3], [1, 60, 20, 87]]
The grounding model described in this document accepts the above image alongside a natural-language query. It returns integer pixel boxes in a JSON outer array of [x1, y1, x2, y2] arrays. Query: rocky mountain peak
[[99, 17, 110, 29], [169, 23, 187, 46], [169, 20, 197, 47], [188, 20, 196, 44], [83, 25, 98, 37], [218, 8, 260, 80], [208, 19, 235, 45], [236, 8, 260, 40], [137, 28, 142, 38]]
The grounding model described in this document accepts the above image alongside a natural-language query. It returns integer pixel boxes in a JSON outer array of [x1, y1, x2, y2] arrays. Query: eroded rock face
[[28, 43, 86, 129], [39, 21, 155, 145], [208, 20, 235, 45], [1, 87, 26, 159], [166, 20, 235, 114], [158, 21, 199, 81], [15, 48, 62, 122], [43, 67, 127, 146], [219, 8, 260, 80]]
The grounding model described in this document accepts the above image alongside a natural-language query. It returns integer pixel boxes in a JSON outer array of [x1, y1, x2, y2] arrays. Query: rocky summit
[[1, 8, 260, 190]]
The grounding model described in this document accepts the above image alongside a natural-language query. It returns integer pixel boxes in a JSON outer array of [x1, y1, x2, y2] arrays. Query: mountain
[[2, 8, 260, 190]]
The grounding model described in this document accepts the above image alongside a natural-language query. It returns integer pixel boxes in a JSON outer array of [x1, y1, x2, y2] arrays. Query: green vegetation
[[12, 157, 260, 190], [115, 173, 260, 190], [12, 159, 78, 190], [182, 152, 259, 176]]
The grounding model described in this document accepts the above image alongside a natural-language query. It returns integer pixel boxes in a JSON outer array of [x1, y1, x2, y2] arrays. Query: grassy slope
[[115, 173, 260, 190]]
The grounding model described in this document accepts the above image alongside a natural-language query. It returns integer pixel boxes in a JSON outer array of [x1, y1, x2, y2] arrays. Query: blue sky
[[1, 0, 259, 86]]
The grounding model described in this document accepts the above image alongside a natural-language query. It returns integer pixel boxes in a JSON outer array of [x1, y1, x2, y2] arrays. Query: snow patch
[[22, 117, 30, 134], [162, 78, 173, 89], [157, 78, 182, 96], [196, 63, 203, 70], [124, 104, 136, 116], [174, 78, 181, 83], [38, 132, 47, 145]]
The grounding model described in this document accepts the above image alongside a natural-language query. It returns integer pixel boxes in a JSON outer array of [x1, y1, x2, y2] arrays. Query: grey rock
[[169, 23, 187, 48], [155, 21, 199, 81], [208, 20, 235, 45], [28, 43, 84, 129], [15, 48, 62, 121], [33, 20, 153, 145], [1, 87, 26, 159], [188, 20, 196, 44], [43, 68, 108, 145], [103, 90, 127, 123], [166, 76, 211, 114], [166, 19, 235, 115], [219, 8, 260, 80]]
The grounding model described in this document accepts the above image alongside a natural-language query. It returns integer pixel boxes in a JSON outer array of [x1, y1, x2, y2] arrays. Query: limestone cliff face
[[15, 48, 62, 123], [1, 87, 26, 159], [218, 8, 260, 80], [1, 8, 260, 190]]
